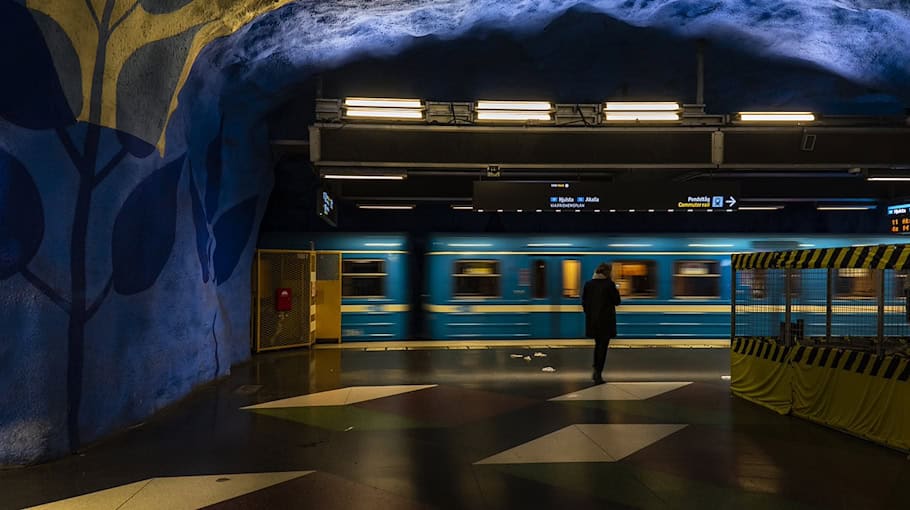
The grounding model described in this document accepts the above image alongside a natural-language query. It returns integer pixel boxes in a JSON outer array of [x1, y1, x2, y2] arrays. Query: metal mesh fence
[[734, 264, 910, 356]]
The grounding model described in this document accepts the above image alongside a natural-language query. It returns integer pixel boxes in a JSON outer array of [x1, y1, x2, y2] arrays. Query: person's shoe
[[592, 371, 605, 384]]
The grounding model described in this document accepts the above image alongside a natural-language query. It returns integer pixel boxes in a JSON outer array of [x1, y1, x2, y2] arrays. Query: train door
[[529, 257, 584, 338]]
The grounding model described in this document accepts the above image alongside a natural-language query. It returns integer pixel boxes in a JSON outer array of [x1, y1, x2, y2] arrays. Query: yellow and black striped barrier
[[732, 337, 910, 452], [732, 244, 910, 270]]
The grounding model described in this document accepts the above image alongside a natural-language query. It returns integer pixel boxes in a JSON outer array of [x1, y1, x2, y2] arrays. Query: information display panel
[[887, 202, 910, 234], [473, 181, 739, 212]]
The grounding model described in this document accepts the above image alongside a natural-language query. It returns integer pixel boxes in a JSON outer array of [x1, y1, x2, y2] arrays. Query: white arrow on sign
[[726, 196, 737, 207]]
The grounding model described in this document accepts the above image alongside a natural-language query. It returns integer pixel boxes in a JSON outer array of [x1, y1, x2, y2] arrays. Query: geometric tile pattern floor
[[25, 472, 313, 510], [475, 424, 688, 464], [4, 347, 908, 510], [549, 382, 693, 401]]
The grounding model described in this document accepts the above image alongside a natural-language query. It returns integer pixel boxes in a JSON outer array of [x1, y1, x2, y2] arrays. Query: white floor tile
[[241, 385, 436, 409], [475, 424, 687, 465], [549, 382, 692, 401], [28, 472, 314, 510]]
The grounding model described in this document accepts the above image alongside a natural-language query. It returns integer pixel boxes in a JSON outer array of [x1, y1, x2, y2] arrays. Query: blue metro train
[[259, 233, 905, 342]]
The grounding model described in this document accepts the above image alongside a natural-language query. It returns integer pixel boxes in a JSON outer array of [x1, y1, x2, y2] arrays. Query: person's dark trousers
[[592, 335, 611, 379]]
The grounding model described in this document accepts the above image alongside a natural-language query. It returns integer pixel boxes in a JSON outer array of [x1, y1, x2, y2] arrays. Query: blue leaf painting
[[188, 162, 211, 283], [204, 119, 223, 222], [111, 155, 184, 295], [213, 196, 258, 285], [0, 149, 44, 279], [116, 129, 156, 158], [0, 2, 75, 129]]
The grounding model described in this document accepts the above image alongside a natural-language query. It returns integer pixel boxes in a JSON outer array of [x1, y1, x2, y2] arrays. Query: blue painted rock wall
[[1, 0, 909, 466]]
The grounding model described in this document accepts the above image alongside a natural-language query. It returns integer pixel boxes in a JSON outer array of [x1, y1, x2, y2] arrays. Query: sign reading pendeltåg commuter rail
[[473, 181, 739, 212]]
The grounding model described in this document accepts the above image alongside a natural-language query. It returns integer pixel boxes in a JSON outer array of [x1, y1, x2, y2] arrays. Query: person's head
[[595, 262, 612, 278]]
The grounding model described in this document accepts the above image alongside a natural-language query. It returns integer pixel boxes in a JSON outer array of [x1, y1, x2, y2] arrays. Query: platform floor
[[3, 347, 907, 509]]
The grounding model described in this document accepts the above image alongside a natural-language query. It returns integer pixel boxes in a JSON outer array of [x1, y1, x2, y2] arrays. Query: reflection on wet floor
[[4, 347, 908, 510]]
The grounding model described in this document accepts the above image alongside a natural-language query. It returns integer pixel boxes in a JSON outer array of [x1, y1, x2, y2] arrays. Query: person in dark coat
[[582, 262, 622, 384]]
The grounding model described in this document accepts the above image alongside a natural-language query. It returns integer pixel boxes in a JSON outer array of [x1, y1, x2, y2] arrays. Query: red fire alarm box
[[276, 288, 292, 312]]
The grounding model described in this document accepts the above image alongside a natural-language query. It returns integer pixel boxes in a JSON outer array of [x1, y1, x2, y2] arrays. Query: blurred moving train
[[258, 233, 906, 342]]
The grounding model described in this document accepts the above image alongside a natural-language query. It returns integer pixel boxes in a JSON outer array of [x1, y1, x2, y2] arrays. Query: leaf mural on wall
[[27, 0, 298, 150], [188, 162, 211, 283], [111, 155, 185, 295], [0, 2, 75, 129], [115, 129, 156, 158], [213, 196, 258, 285], [204, 118, 224, 222], [0, 149, 45, 280]]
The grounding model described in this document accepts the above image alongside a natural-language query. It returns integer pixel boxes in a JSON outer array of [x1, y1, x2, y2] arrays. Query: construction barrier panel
[[730, 338, 793, 415]]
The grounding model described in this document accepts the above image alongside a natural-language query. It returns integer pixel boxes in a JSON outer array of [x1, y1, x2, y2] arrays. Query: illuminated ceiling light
[[799, 243, 815, 247], [739, 206, 784, 211], [344, 108, 423, 119], [817, 205, 876, 211], [868, 177, 910, 181], [343, 97, 425, 120], [475, 111, 552, 121], [364, 242, 402, 247], [609, 243, 653, 247], [604, 112, 680, 121], [535, 209, 543, 213], [688, 243, 734, 248], [450, 204, 473, 210], [322, 173, 406, 180], [344, 97, 422, 108], [357, 204, 415, 210], [528, 242, 573, 247], [448, 243, 492, 247], [476, 100, 552, 111], [605, 101, 680, 111], [739, 112, 815, 122], [475, 100, 552, 122]]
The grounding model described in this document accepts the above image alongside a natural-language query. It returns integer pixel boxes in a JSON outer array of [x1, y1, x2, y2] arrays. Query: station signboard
[[472, 181, 739, 212], [887, 202, 910, 234], [317, 187, 337, 226]]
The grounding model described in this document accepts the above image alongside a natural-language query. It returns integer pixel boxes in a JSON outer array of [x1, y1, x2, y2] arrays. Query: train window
[[453, 260, 500, 297], [673, 261, 720, 298], [532, 260, 547, 298], [835, 268, 876, 298], [612, 261, 657, 298], [895, 270, 910, 298], [562, 260, 581, 298], [342, 259, 386, 297], [742, 269, 800, 299]]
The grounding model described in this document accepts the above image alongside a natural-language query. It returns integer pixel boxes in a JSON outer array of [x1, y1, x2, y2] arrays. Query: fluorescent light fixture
[[799, 244, 815, 248], [343, 97, 425, 120], [817, 205, 876, 211], [448, 243, 492, 247], [535, 209, 543, 213], [476, 111, 552, 121], [688, 243, 734, 248], [605, 101, 679, 111], [476, 100, 552, 111], [609, 243, 653, 247], [344, 108, 423, 119], [868, 176, 910, 181], [605, 112, 680, 121], [739, 112, 815, 122], [357, 204, 415, 210], [450, 205, 473, 210], [364, 242, 401, 247], [528, 242, 573, 247], [739, 206, 784, 211], [667, 209, 675, 212], [344, 97, 422, 108], [322, 173, 406, 180]]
